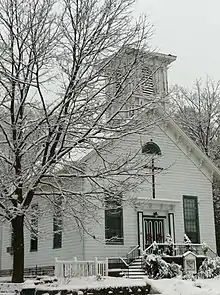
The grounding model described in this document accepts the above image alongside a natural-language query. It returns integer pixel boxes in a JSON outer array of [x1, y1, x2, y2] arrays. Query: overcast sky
[[134, 0, 220, 88]]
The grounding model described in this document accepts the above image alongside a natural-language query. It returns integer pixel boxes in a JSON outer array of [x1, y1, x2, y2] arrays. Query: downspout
[[0, 225, 3, 271], [81, 177, 85, 260]]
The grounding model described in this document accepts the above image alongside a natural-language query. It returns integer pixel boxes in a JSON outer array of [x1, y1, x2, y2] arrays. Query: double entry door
[[144, 218, 165, 247]]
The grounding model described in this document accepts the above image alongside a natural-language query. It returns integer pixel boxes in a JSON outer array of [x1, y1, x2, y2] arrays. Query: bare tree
[[0, 0, 167, 282], [170, 78, 220, 159]]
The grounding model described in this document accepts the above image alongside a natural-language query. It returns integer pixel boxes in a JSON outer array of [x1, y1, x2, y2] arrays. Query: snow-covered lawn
[[145, 277, 220, 295], [34, 276, 146, 291], [25, 276, 220, 295], [3, 275, 220, 295], [0, 276, 146, 290], [0, 277, 147, 294]]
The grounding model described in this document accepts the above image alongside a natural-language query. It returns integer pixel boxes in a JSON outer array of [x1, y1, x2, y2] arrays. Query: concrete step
[[127, 269, 145, 273], [126, 268, 144, 272], [126, 256, 145, 279], [133, 257, 143, 262], [124, 276, 146, 279], [126, 276, 145, 279], [123, 270, 146, 275], [131, 260, 143, 264], [130, 260, 143, 264], [129, 264, 142, 268], [130, 263, 142, 267], [125, 273, 146, 277]]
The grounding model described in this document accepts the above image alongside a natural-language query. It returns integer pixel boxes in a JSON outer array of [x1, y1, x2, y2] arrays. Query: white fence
[[55, 257, 109, 278]]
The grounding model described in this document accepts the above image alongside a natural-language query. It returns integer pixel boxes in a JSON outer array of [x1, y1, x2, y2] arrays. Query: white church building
[[0, 51, 219, 274]]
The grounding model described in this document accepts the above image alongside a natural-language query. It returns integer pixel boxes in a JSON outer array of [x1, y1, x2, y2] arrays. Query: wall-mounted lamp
[[153, 211, 158, 218]]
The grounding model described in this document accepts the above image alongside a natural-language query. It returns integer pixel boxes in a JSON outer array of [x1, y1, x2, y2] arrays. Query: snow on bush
[[182, 271, 197, 281], [164, 234, 174, 256], [198, 256, 220, 278], [183, 234, 197, 253], [201, 242, 208, 255], [184, 234, 191, 245], [152, 241, 159, 254], [143, 254, 181, 279]]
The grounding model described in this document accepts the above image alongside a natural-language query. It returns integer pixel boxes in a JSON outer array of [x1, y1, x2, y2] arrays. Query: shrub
[[143, 254, 181, 279], [198, 256, 220, 278]]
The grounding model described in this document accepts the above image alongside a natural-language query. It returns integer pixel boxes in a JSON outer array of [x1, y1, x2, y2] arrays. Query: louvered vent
[[140, 66, 154, 96]]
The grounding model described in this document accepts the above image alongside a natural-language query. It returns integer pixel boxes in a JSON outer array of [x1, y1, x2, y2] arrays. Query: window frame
[[141, 140, 162, 199], [53, 197, 63, 249], [183, 195, 200, 243], [142, 141, 161, 156], [30, 204, 38, 252], [105, 195, 124, 245]]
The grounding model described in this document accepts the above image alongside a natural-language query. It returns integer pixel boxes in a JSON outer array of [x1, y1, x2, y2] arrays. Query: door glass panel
[[144, 218, 164, 247]]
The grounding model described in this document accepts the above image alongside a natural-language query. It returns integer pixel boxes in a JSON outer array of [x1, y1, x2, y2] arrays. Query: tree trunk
[[11, 215, 24, 283]]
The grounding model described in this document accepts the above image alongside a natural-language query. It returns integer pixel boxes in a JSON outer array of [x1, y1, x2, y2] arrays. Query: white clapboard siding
[[82, 124, 216, 260], [1, 225, 13, 270], [1, 197, 84, 270]]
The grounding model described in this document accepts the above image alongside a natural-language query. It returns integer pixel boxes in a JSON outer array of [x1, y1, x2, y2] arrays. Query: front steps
[[123, 256, 146, 279]]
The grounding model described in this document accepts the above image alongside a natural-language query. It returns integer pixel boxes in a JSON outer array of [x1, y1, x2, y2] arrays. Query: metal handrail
[[207, 245, 217, 256], [143, 242, 217, 256], [126, 245, 140, 265], [143, 244, 153, 255], [127, 245, 139, 256]]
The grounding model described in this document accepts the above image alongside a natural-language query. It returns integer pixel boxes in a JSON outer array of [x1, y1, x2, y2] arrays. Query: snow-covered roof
[[148, 52, 177, 64], [67, 148, 93, 161], [182, 251, 197, 257]]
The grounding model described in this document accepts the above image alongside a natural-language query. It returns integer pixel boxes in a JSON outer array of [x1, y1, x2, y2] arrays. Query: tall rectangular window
[[53, 197, 62, 249], [105, 195, 123, 245], [7, 226, 13, 255], [30, 204, 38, 252], [183, 195, 200, 243]]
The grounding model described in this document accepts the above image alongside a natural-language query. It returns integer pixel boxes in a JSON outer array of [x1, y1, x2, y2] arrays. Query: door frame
[[143, 216, 166, 248], [137, 212, 177, 251]]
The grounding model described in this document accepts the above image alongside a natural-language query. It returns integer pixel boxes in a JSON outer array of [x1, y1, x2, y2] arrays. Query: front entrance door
[[144, 218, 165, 247]]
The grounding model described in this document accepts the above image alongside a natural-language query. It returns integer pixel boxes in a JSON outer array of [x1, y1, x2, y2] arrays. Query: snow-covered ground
[[0, 276, 146, 292], [36, 276, 145, 291], [145, 277, 220, 295], [2, 276, 220, 295], [26, 276, 220, 295]]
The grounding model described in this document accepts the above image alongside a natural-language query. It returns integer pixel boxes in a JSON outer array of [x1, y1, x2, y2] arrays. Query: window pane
[[30, 204, 38, 251], [105, 196, 124, 245], [53, 197, 62, 249], [30, 238, 38, 252], [183, 196, 200, 243]]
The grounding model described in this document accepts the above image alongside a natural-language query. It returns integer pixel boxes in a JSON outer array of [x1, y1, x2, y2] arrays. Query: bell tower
[[105, 49, 177, 123]]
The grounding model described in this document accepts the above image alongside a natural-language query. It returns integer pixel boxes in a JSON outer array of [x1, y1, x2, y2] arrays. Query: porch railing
[[108, 256, 129, 268], [126, 245, 140, 264], [55, 257, 108, 278], [143, 243, 217, 257]]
